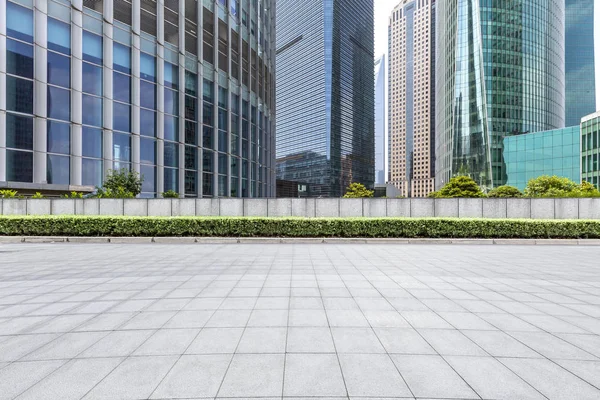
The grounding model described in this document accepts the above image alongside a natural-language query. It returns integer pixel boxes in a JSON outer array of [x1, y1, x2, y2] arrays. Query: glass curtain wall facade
[[565, 0, 597, 127], [503, 126, 580, 191], [276, 0, 375, 197], [0, 0, 276, 198], [435, 0, 565, 190], [582, 111, 600, 189], [374, 54, 386, 185]]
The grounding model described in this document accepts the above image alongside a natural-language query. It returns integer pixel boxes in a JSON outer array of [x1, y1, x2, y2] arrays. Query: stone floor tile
[[82, 355, 177, 400], [556, 333, 600, 358], [185, 327, 244, 354], [290, 296, 324, 309], [555, 360, 600, 388], [446, 356, 545, 400], [463, 330, 540, 358], [237, 327, 287, 353], [363, 310, 411, 328], [0, 360, 65, 400], [150, 355, 231, 399], [374, 328, 436, 355], [401, 311, 453, 329], [79, 330, 155, 358], [119, 311, 176, 330], [162, 310, 213, 329], [217, 354, 285, 397], [247, 309, 289, 327], [438, 311, 497, 330], [331, 327, 386, 353], [338, 354, 412, 397], [289, 309, 329, 327], [326, 310, 370, 327], [133, 329, 199, 356], [509, 331, 598, 360], [284, 354, 346, 397], [419, 329, 487, 356], [501, 358, 600, 400], [204, 310, 252, 328], [24, 332, 107, 361], [16, 358, 121, 400], [254, 297, 290, 310], [72, 312, 135, 332], [286, 327, 336, 353]]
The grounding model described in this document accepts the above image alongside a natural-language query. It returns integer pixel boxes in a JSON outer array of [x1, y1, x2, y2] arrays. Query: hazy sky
[[374, 0, 399, 57]]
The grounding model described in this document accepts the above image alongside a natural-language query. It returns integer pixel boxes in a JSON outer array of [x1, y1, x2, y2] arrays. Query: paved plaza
[[0, 243, 599, 400]]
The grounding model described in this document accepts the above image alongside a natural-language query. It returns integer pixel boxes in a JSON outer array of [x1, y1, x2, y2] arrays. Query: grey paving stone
[[205, 310, 252, 327], [24, 332, 107, 361], [0, 334, 59, 362], [237, 327, 287, 353], [289, 309, 329, 327], [373, 328, 436, 354], [401, 311, 454, 329], [326, 309, 370, 327], [82, 355, 177, 400], [392, 354, 479, 399], [133, 329, 199, 356], [419, 329, 487, 356], [462, 330, 540, 358], [556, 333, 600, 358], [446, 356, 545, 400], [150, 355, 232, 399], [17, 358, 121, 400], [283, 354, 346, 397], [501, 358, 600, 400], [555, 360, 600, 388], [0, 360, 65, 400], [79, 330, 155, 358], [438, 311, 497, 330], [247, 309, 288, 326], [331, 328, 386, 353], [186, 328, 244, 354], [509, 331, 598, 360], [286, 327, 336, 353], [338, 354, 412, 397], [162, 310, 213, 329], [218, 354, 285, 397]]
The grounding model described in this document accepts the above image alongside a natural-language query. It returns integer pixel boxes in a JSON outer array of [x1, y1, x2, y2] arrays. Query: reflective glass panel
[[83, 31, 103, 64], [164, 142, 178, 168], [82, 127, 103, 158], [6, 39, 33, 79], [6, 113, 33, 151], [113, 103, 131, 132], [47, 86, 71, 121], [113, 72, 131, 103], [47, 154, 70, 184], [140, 137, 156, 164], [140, 81, 156, 110], [164, 115, 178, 141], [7, 2, 33, 42], [47, 121, 70, 154], [82, 158, 103, 187], [6, 76, 33, 114], [82, 95, 103, 127], [113, 43, 131, 74], [6, 150, 33, 182], [141, 165, 156, 193], [48, 18, 71, 54], [140, 109, 156, 137], [82, 63, 103, 95], [113, 133, 131, 161]]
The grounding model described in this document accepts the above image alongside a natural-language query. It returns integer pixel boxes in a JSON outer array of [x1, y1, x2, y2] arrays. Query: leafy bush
[[429, 176, 486, 198], [162, 190, 180, 198], [0, 190, 18, 199], [343, 183, 374, 198], [32, 192, 45, 199], [1, 216, 599, 239], [488, 185, 523, 198], [525, 176, 600, 198], [96, 169, 143, 198]]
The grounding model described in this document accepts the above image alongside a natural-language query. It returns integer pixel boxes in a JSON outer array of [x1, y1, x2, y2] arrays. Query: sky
[[374, 0, 399, 57]]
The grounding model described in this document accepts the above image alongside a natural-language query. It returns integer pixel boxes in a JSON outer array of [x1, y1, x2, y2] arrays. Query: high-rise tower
[[276, 0, 375, 197], [0, 0, 276, 198], [374, 54, 386, 185], [565, 0, 597, 126], [435, 0, 565, 190], [388, 0, 436, 198]]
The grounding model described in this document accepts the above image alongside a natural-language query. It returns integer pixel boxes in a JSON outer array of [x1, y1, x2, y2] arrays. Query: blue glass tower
[[565, 0, 597, 127], [276, 0, 375, 197], [436, 0, 566, 190]]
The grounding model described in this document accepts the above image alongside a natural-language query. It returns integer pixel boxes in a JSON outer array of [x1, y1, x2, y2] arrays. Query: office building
[[388, 0, 435, 198], [276, 0, 375, 197], [504, 126, 580, 191], [374, 54, 386, 185], [0, 0, 276, 197], [565, 0, 597, 126], [582, 111, 600, 188], [435, 0, 565, 190]]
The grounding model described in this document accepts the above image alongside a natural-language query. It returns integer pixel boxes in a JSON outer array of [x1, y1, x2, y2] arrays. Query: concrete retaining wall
[[0, 198, 599, 219]]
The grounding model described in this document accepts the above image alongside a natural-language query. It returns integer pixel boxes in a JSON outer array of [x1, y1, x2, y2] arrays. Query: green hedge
[[1, 216, 600, 239]]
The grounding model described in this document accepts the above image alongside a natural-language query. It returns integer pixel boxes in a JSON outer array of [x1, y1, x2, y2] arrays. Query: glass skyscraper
[[565, 0, 597, 127], [435, 0, 566, 190], [374, 54, 386, 185], [0, 0, 275, 198], [276, 0, 375, 197]]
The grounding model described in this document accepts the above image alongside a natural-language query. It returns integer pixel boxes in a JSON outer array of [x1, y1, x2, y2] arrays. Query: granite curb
[[1, 236, 599, 245]]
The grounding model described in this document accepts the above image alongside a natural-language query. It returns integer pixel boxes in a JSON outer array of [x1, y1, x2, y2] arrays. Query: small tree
[[488, 185, 523, 198], [343, 183, 374, 198], [97, 169, 143, 198], [524, 175, 577, 197], [430, 175, 486, 198]]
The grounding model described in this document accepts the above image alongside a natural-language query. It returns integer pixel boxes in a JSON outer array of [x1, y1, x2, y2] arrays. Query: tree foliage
[[488, 185, 523, 198], [96, 169, 143, 198], [525, 176, 600, 198], [429, 176, 486, 198], [343, 183, 374, 198]]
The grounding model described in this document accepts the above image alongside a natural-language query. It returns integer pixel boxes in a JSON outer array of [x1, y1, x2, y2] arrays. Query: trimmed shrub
[[0, 190, 18, 199], [344, 183, 374, 198], [430, 176, 486, 198], [0, 216, 599, 239], [32, 192, 45, 199], [488, 185, 523, 198]]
